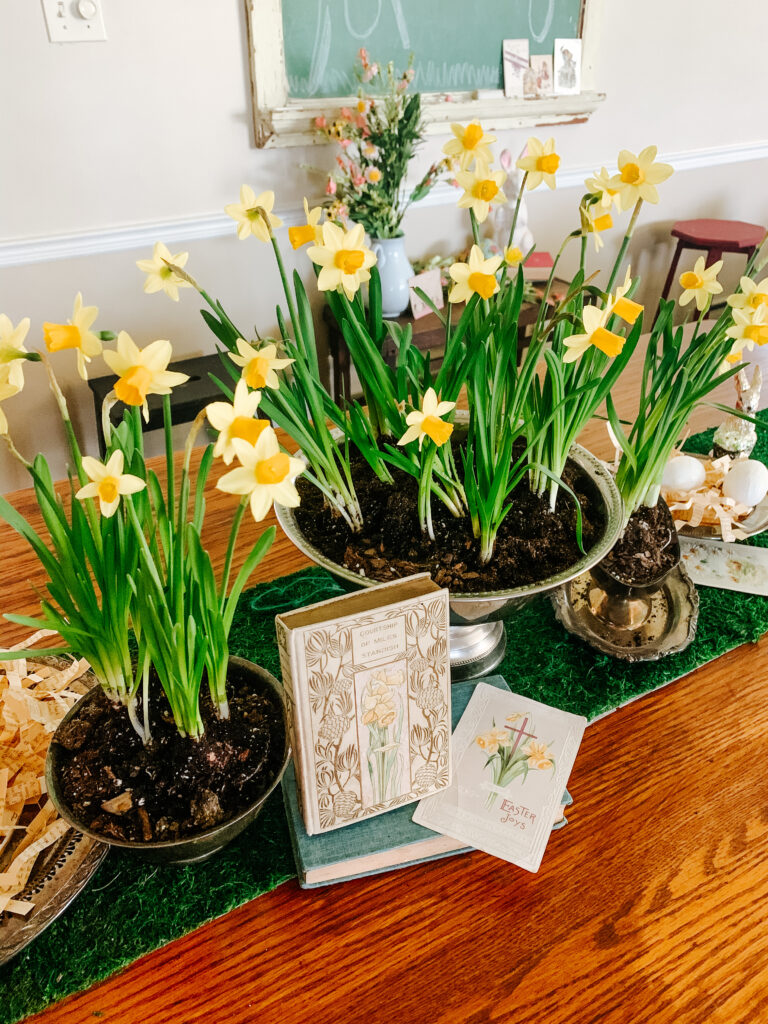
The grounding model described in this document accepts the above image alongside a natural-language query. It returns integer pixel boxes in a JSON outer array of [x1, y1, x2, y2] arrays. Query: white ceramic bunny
[[713, 365, 762, 458]]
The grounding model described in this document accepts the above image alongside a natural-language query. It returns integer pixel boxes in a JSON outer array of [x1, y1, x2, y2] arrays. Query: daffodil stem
[[163, 394, 174, 523], [220, 496, 248, 607], [40, 353, 87, 487], [605, 199, 643, 296], [177, 410, 207, 537], [2, 434, 31, 469], [269, 232, 301, 344]]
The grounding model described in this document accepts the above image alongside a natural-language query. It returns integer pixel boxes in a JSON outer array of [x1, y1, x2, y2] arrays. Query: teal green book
[[282, 675, 573, 888]]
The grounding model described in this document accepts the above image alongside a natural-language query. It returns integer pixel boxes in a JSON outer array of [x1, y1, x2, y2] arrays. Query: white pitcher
[[370, 236, 414, 318]]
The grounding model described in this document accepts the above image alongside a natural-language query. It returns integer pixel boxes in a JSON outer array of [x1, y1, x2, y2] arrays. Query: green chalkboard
[[282, 0, 583, 97]]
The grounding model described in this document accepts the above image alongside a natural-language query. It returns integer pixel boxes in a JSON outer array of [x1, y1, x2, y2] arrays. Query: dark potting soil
[[53, 663, 285, 843], [295, 445, 606, 592], [601, 500, 679, 586]]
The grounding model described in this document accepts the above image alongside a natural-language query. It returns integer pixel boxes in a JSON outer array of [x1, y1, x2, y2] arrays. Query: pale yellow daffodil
[[563, 305, 625, 363], [43, 293, 102, 380], [102, 333, 190, 421], [525, 740, 554, 771], [456, 165, 507, 223], [307, 221, 377, 301], [726, 305, 768, 352], [135, 242, 193, 302], [448, 245, 501, 304], [205, 378, 270, 465], [398, 388, 455, 450], [442, 122, 497, 171], [229, 339, 294, 390], [516, 137, 560, 191], [75, 450, 146, 518], [0, 315, 30, 392], [582, 205, 614, 252], [727, 276, 768, 313], [678, 256, 723, 311], [611, 146, 673, 210], [288, 198, 324, 250], [225, 185, 283, 242], [584, 167, 622, 210], [0, 377, 21, 435], [216, 427, 305, 523]]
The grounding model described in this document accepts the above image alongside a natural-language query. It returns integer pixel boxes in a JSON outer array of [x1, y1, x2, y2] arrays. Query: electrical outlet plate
[[41, 0, 107, 42]]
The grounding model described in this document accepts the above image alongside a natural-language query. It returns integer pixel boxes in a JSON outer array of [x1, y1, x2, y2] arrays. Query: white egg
[[661, 455, 706, 492], [723, 459, 768, 507]]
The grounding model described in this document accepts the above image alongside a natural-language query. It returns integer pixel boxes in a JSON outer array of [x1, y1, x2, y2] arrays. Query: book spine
[[275, 618, 313, 833]]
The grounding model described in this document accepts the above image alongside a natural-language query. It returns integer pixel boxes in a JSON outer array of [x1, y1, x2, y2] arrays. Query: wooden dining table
[[2, 351, 766, 1024]]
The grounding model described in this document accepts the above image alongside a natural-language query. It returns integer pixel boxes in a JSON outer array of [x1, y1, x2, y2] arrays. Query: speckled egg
[[723, 459, 768, 507], [661, 455, 706, 492]]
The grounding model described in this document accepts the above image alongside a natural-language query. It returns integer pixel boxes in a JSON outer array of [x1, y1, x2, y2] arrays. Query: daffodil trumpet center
[[468, 271, 498, 300], [421, 416, 453, 447], [745, 325, 768, 345], [463, 124, 483, 149], [98, 477, 119, 504], [245, 357, 271, 389], [680, 271, 703, 290], [334, 249, 365, 274], [589, 213, 613, 233], [536, 153, 560, 174], [230, 416, 269, 445], [612, 296, 643, 324], [114, 366, 154, 406], [749, 292, 768, 310], [620, 162, 643, 184], [591, 327, 624, 358], [288, 224, 316, 250], [255, 452, 291, 484], [472, 179, 499, 202], [43, 323, 82, 352]]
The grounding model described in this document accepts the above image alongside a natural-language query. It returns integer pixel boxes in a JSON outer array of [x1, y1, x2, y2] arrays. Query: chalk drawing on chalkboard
[[554, 37, 582, 96]]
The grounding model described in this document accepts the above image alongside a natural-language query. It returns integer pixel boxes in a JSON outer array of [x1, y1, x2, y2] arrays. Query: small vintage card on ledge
[[413, 683, 586, 872], [276, 573, 451, 835]]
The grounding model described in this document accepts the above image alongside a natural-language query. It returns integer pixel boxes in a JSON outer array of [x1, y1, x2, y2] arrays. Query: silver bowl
[[276, 444, 623, 679]]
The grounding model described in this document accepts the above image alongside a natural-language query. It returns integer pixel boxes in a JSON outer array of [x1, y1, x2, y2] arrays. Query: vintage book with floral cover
[[282, 674, 573, 887], [275, 573, 451, 835]]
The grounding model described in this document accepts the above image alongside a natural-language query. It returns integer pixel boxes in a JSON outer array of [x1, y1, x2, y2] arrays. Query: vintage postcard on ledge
[[413, 683, 586, 872], [276, 573, 451, 835]]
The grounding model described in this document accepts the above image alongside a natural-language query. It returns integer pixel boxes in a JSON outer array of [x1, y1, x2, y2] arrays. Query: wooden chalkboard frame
[[246, 0, 605, 148]]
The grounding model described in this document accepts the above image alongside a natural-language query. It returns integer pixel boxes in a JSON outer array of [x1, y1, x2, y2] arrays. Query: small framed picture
[[409, 269, 444, 320], [530, 55, 554, 98], [553, 38, 582, 95], [502, 38, 530, 98]]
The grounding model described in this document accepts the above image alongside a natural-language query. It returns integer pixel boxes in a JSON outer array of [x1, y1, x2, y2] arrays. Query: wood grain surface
[[3, 350, 764, 1024]]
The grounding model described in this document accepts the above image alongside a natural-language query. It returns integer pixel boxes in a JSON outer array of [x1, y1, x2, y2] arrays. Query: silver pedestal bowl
[[276, 444, 623, 680]]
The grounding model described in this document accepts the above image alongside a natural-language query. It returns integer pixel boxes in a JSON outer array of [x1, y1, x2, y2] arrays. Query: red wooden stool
[[660, 218, 766, 305]]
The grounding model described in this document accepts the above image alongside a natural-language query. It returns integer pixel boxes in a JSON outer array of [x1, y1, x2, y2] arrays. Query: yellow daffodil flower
[[307, 221, 377, 301], [42, 293, 102, 380], [216, 427, 305, 523], [456, 165, 507, 223], [135, 242, 193, 302], [525, 740, 554, 771], [726, 306, 768, 352], [448, 245, 501, 304], [563, 305, 625, 363], [505, 246, 524, 267], [516, 137, 560, 191], [225, 185, 283, 242], [75, 450, 146, 518], [442, 122, 497, 171], [0, 377, 21, 435], [288, 198, 324, 250], [584, 167, 622, 210], [229, 339, 294, 390], [727, 276, 768, 313], [102, 333, 190, 421], [678, 257, 723, 311], [205, 379, 270, 465], [398, 387, 455, 449], [582, 205, 614, 252], [610, 146, 673, 210], [724, 342, 743, 366], [0, 315, 30, 392]]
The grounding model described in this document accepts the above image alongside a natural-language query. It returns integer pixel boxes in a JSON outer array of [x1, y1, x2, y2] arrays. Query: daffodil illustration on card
[[414, 683, 586, 872], [276, 574, 452, 834]]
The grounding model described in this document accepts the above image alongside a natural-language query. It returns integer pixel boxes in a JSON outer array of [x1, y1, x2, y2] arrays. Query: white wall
[[2, 0, 768, 491]]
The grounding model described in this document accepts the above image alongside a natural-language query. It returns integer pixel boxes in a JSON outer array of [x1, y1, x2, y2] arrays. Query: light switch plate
[[41, 0, 107, 42]]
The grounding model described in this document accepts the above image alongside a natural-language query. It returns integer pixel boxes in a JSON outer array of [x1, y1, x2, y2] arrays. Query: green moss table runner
[[3, 429, 768, 1023]]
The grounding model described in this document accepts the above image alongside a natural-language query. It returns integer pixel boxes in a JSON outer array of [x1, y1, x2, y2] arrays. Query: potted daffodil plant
[[0, 307, 300, 862]]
